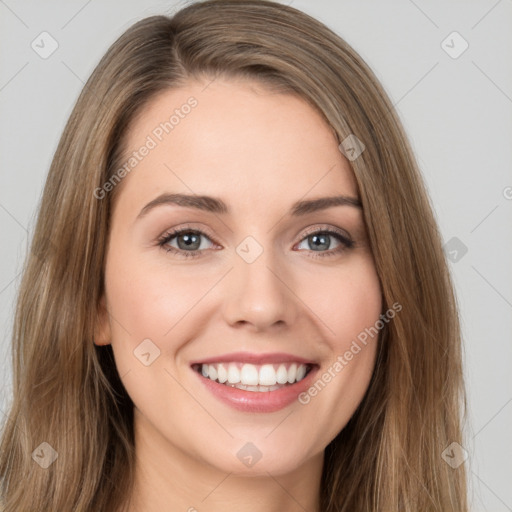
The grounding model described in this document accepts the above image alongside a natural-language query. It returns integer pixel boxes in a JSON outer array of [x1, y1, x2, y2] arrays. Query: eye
[[294, 226, 355, 259], [157, 225, 216, 259], [157, 224, 355, 259]]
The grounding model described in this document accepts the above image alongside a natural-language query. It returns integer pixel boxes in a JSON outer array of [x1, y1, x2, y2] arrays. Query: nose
[[222, 242, 298, 332]]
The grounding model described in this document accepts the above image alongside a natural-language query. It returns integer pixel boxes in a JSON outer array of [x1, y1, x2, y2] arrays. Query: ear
[[94, 294, 112, 346]]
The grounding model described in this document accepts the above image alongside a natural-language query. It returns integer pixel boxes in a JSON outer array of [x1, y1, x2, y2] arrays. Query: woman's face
[[96, 78, 382, 477]]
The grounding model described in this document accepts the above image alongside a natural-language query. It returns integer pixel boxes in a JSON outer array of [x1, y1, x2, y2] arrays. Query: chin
[[197, 438, 319, 478]]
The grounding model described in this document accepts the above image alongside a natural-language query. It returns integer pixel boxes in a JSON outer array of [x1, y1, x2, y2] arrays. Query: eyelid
[[298, 224, 353, 243], [157, 222, 353, 245], [158, 222, 219, 244], [156, 222, 355, 259]]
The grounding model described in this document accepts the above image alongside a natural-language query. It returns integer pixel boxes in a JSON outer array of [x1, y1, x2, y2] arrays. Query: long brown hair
[[0, 1, 468, 510]]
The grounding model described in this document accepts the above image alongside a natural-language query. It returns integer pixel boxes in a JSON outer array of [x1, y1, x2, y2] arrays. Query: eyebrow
[[137, 192, 362, 219]]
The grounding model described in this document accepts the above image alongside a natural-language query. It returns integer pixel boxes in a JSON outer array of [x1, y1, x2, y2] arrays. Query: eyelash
[[157, 223, 355, 260]]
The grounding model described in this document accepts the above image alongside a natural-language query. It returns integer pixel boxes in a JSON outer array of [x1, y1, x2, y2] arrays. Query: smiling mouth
[[191, 362, 314, 392]]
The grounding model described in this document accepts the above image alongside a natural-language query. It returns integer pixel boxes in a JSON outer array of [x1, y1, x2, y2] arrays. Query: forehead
[[118, 78, 358, 214]]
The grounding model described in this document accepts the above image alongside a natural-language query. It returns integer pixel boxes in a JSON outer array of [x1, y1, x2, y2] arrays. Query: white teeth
[[276, 364, 288, 384], [296, 364, 307, 381], [259, 364, 277, 386], [198, 362, 310, 387], [217, 363, 228, 383], [227, 364, 240, 384], [240, 364, 259, 385], [287, 363, 297, 384], [208, 365, 217, 381]]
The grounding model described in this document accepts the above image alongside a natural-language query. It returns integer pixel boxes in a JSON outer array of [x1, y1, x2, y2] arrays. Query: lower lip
[[193, 366, 319, 413]]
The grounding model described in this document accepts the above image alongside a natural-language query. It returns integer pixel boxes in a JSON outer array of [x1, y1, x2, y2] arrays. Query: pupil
[[311, 234, 329, 251], [179, 232, 199, 250]]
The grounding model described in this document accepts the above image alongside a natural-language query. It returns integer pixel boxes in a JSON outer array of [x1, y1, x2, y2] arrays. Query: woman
[[0, 0, 468, 510]]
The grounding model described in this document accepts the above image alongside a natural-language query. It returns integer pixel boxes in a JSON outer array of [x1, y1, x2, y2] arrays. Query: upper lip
[[190, 351, 317, 366]]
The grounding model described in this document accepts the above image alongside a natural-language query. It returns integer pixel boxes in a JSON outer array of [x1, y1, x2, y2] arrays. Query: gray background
[[1, 0, 511, 509]]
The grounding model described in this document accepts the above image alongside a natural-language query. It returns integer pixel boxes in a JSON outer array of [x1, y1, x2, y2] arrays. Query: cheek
[[304, 255, 382, 346], [296, 257, 382, 438], [103, 246, 202, 429], [103, 246, 209, 353]]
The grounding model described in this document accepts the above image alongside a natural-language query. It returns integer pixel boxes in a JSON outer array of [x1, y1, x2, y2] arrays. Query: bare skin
[[95, 77, 382, 512]]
